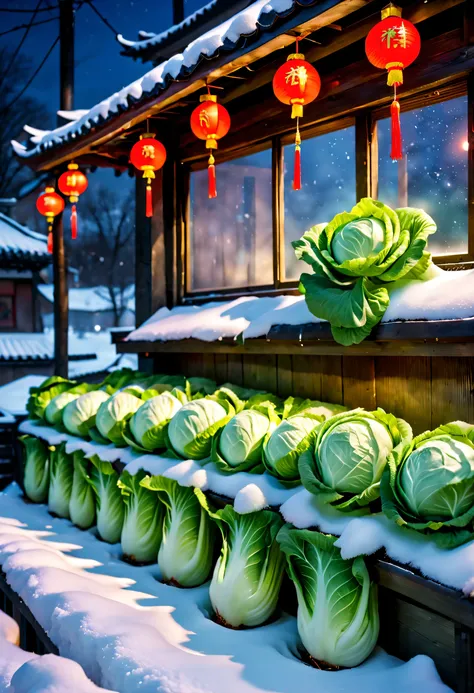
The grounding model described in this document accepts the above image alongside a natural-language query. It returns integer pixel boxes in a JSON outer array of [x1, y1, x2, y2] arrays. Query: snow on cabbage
[[197, 491, 285, 628], [277, 526, 379, 667], [89, 456, 124, 544], [141, 476, 216, 587], [299, 408, 412, 511], [381, 421, 474, 547], [19, 435, 49, 503], [118, 469, 164, 563]]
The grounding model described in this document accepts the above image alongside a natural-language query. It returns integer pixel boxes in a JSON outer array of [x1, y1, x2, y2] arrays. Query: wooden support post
[[355, 112, 372, 201], [53, 213, 68, 378], [58, 0, 74, 120], [468, 70, 474, 259], [135, 172, 167, 371], [172, 0, 184, 25]]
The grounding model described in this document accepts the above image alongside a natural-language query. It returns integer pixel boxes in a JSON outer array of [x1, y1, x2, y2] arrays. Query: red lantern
[[36, 187, 65, 253], [190, 93, 231, 198], [130, 134, 166, 217], [365, 4, 421, 159], [58, 163, 88, 240], [273, 42, 321, 190]]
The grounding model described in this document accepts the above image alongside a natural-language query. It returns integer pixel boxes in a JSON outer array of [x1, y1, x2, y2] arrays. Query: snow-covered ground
[[0, 484, 451, 693], [125, 267, 474, 343], [0, 611, 114, 692], [18, 419, 474, 594]]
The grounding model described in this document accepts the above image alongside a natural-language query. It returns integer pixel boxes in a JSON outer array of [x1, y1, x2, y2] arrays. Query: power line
[[0, 15, 58, 38], [0, 34, 59, 116], [85, 0, 119, 37], [0, 5, 58, 11]]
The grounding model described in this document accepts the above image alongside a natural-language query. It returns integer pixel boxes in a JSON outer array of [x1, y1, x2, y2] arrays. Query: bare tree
[[0, 47, 50, 199], [72, 185, 135, 327]]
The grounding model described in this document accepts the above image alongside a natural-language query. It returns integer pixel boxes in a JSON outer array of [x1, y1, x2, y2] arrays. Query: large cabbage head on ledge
[[292, 198, 436, 345]]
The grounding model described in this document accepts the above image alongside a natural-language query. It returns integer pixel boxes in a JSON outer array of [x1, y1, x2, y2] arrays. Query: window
[[0, 281, 15, 328], [188, 149, 273, 292], [282, 125, 356, 280], [377, 95, 468, 257]]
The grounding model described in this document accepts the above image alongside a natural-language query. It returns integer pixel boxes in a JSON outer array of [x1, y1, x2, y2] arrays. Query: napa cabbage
[[277, 526, 379, 667], [89, 455, 124, 544], [48, 444, 74, 518], [20, 435, 49, 503], [197, 491, 285, 628], [118, 469, 164, 563], [27, 376, 77, 420], [263, 412, 323, 485], [69, 450, 96, 529], [93, 390, 143, 446], [141, 476, 216, 587]]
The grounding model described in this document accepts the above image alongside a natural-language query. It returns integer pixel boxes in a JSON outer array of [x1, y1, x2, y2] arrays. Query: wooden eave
[[19, 0, 470, 173]]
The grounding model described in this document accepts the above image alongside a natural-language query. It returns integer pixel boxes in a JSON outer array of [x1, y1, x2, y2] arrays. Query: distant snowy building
[[38, 284, 135, 333]]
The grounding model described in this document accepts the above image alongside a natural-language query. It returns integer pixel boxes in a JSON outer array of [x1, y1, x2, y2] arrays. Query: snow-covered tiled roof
[[38, 284, 135, 313], [118, 0, 251, 63], [0, 213, 49, 269], [12, 0, 311, 162]]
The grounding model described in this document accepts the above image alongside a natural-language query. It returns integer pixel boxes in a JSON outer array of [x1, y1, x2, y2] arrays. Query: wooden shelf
[[116, 319, 474, 357]]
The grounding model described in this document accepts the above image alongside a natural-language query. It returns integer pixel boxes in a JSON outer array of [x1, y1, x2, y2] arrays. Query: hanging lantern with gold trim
[[130, 133, 167, 217], [36, 187, 65, 253], [190, 91, 231, 199], [58, 163, 88, 239], [365, 3, 421, 159], [273, 40, 321, 190]]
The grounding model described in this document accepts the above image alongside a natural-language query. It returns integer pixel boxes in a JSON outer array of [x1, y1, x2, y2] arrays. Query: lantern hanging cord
[[84, 0, 119, 37]]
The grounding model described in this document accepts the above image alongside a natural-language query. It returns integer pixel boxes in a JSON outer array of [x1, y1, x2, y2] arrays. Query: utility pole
[[172, 0, 184, 25], [54, 0, 74, 378]]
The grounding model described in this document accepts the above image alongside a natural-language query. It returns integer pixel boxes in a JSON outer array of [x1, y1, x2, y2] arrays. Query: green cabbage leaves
[[277, 526, 379, 667], [93, 390, 143, 446], [62, 390, 111, 437], [118, 470, 164, 563], [293, 198, 436, 345], [89, 456, 124, 543], [167, 396, 235, 460], [381, 421, 474, 547], [197, 492, 285, 628], [123, 389, 187, 453], [69, 450, 96, 529], [48, 444, 74, 518], [141, 476, 216, 587], [20, 435, 49, 503]]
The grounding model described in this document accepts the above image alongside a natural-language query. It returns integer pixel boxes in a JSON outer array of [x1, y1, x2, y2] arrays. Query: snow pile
[[0, 375, 47, 417], [0, 485, 452, 693], [125, 268, 474, 343], [0, 604, 115, 692], [280, 488, 474, 593]]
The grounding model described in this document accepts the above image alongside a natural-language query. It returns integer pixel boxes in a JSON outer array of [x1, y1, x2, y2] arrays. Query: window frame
[[180, 76, 472, 301]]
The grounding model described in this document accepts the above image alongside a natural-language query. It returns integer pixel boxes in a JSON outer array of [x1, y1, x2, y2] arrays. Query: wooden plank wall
[[155, 353, 474, 433]]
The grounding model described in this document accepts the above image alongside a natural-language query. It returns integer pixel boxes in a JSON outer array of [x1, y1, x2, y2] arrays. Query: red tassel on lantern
[[190, 92, 231, 199], [273, 40, 321, 190], [390, 99, 403, 160], [365, 4, 420, 161], [58, 163, 88, 239], [71, 205, 78, 240], [36, 187, 64, 253], [130, 133, 166, 218], [146, 184, 153, 217], [208, 154, 217, 198]]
